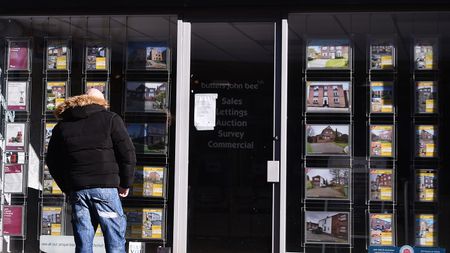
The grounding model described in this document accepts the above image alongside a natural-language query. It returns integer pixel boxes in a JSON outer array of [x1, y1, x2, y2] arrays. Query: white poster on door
[[194, 93, 218, 131]]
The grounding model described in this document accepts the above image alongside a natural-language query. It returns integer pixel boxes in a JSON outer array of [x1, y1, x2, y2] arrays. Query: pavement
[[306, 230, 348, 243], [308, 59, 328, 68], [310, 143, 345, 154], [306, 187, 345, 198]]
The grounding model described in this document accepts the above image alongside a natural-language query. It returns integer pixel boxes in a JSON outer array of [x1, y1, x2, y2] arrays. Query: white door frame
[[173, 20, 191, 253], [279, 18, 288, 253]]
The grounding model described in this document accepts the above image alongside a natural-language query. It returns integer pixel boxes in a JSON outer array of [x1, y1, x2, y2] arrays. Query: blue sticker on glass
[[415, 247, 446, 253]]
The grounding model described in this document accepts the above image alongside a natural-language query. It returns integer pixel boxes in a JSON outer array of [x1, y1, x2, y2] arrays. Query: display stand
[[121, 16, 173, 250], [39, 36, 71, 239], [366, 35, 398, 249], [301, 36, 354, 252], [0, 75, 6, 252], [410, 36, 440, 247], [0, 37, 33, 252]]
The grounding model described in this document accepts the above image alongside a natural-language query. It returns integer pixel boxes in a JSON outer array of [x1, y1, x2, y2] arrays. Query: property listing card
[[5, 123, 26, 151], [416, 82, 437, 114], [370, 125, 394, 157], [369, 169, 394, 202], [370, 213, 394, 246], [6, 81, 28, 111], [416, 214, 437, 247], [416, 170, 437, 202], [132, 166, 165, 198], [41, 206, 63, 236], [8, 40, 29, 70], [4, 164, 24, 193], [2, 206, 24, 236], [370, 81, 394, 113], [416, 125, 437, 158]]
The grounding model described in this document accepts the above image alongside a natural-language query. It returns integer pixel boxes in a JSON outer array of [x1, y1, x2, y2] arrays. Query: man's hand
[[118, 187, 129, 198]]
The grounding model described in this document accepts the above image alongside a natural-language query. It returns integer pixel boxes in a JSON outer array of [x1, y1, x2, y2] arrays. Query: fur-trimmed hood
[[54, 95, 109, 119]]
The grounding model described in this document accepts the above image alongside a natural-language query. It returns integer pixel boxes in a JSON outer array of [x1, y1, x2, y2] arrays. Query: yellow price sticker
[[426, 144, 436, 157], [55, 98, 65, 107], [380, 187, 393, 201], [52, 182, 62, 194], [153, 184, 163, 197], [381, 55, 393, 69], [426, 99, 435, 113], [426, 54, 433, 69], [381, 143, 392, 156], [152, 225, 162, 238], [56, 56, 67, 70], [51, 224, 61, 236], [96, 57, 106, 70], [425, 188, 435, 201]]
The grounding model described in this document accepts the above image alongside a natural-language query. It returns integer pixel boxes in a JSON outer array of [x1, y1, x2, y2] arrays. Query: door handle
[[267, 160, 280, 183]]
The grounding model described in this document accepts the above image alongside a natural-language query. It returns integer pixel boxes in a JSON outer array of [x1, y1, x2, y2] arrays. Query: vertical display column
[[411, 37, 440, 248], [367, 37, 397, 250], [39, 37, 71, 238], [121, 16, 173, 251], [302, 38, 354, 251], [1, 37, 33, 250]]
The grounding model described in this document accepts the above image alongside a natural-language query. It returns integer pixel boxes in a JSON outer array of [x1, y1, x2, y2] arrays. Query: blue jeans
[[70, 188, 126, 253]]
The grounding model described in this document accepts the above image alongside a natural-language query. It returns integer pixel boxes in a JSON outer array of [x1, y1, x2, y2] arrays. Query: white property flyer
[[4, 164, 24, 193], [6, 81, 28, 111], [194, 93, 218, 131], [5, 123, 26, 151]]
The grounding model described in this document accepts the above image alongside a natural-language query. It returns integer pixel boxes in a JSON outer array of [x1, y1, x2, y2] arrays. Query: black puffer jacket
[[46, 95, 136, 193]]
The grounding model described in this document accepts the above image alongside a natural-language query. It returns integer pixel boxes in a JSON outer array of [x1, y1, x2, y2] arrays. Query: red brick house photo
[[306, 211, 349, 243], [306, 82, 350, 112]]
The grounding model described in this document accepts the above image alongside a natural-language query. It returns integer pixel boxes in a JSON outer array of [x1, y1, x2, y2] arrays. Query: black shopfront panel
[[0, 9, 450, 253]]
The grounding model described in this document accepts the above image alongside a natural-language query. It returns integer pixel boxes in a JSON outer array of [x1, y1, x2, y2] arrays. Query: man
[[46, 88, 136, 253]]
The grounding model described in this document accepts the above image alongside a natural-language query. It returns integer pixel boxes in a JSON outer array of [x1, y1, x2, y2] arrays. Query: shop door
[[187, 22, 276, 253]]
